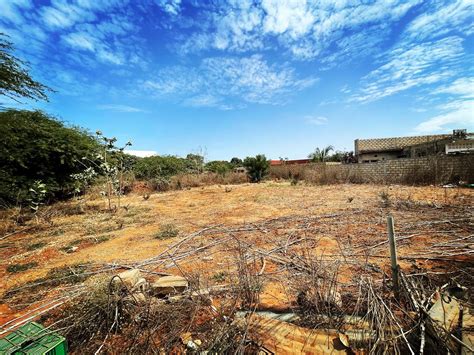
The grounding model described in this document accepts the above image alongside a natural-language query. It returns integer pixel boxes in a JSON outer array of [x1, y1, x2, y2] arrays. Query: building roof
[[355, 134, 451, 154]]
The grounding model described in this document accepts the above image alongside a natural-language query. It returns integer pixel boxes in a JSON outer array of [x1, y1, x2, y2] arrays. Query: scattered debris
[[150, 275, 188, 296]]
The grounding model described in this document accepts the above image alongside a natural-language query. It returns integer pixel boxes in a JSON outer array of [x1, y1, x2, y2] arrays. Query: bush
[[133, 155, 188, 180], [205, 160, 232, 175], [155, 224, 179, 239], [7, 262, 38, 273], [243, 154, 269, 182], [0, 110, 100, 206]]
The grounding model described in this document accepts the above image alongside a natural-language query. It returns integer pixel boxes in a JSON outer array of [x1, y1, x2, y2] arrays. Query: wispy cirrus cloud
[[0, 0, 32, 24], [306, 116, 328, 126], [414, 99, 473, 133], [403, 0, 474, 42], [414, 76, 474, 133], [97, 104, 149, 113], [433, 78, 474, 98], [144, 54, 317, 108], [350, 37, 466, 103], [176, 0, 420, 64]]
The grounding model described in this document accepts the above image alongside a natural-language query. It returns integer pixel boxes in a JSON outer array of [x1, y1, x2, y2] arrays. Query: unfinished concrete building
[[355, 129, 473, 163]]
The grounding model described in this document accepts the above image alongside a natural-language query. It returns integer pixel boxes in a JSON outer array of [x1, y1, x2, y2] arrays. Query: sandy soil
[[1, 182, 473, 325]]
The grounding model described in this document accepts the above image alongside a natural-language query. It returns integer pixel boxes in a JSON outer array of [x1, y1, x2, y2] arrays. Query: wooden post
[[387, 215, 400, 298]]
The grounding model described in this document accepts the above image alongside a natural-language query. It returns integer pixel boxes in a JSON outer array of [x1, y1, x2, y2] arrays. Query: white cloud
[[177, 0, 421, 62], [144, 54, 317, 107], [433, 78, 474, 98], [261, 0, 314, 38], [41, 2, 94, 29], [414, 100, 474, 133], [63, 32, 96, 51], [351, 37, 465, 103], [97, 104, 149, 112], [404, 0, 474, 41], [306, 116, 328, 125], [124, 150, 157, 157], [156, 0, 182, 15], [0, 0, 32, 24]]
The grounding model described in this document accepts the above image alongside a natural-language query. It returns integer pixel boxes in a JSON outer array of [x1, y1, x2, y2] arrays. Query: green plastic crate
[[0, 322, 67, 355]]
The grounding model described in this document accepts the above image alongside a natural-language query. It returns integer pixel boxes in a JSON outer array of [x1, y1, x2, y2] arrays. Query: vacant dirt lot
[[1, 182, 473, 350]]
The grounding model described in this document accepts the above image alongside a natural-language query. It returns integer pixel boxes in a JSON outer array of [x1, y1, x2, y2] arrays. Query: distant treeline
[[0, 110, 270, 207]]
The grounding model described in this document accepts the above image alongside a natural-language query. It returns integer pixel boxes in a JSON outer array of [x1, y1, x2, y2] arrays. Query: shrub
[[243, 154, 270, 182], [205, 160, 232, 175], [379, 191, 391, 207], [27, 242, 47, 251], [7, 262, 38, 273], [134, 155, 188, 180], [155, 224, 179, 239], [0, 110, 99, 206], [230, 157, 243, 167]]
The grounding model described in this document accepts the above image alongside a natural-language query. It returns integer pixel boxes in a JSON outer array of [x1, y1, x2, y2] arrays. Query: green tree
[[0, 110, 99, 206], [308, 145, 334, 162], [243, 154, 270, 182], [185, 153, 205, 173], [206, 160, 232, 175], [0, 33, 51, 103], [230, 157, 243, 167], [134, 155, 188, 180]]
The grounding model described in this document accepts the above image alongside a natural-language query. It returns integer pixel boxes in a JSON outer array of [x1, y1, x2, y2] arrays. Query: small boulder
[[151, 275, 188, 296], [132, 278, 149, 293], [112, 269, 141, 290]]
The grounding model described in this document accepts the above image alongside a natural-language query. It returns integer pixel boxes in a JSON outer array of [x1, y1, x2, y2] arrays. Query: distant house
[[270, 159, 312, 166], [355, 129, 473, 163]]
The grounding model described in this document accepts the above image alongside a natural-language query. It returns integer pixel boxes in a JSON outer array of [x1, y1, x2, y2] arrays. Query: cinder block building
[[355, 129, 473, 163]]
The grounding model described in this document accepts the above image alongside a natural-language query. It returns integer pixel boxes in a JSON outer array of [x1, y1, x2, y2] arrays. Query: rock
[[243, 314, 347, 354], [150, 275, 188, 296], [186, 340, 199, 351], [112, 269, 141, 289], [202, 256, 213, 261], [132, 278, 148, 293], [428, 291, 460, 332]]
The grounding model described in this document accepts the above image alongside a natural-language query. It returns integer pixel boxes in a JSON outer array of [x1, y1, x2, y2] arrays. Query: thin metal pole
[[387, 215, 400, 298]]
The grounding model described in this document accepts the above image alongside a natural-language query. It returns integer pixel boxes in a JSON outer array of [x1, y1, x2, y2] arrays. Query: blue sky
[[1, 0, 473, 160]]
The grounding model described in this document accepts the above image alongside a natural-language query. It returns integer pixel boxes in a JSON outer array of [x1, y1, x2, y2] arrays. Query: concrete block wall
[[326, 155, 474, 184], [270, 155, 474, 184]]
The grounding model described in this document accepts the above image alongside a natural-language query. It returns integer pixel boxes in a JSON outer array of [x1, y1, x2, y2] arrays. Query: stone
[[150, 275, 188, 296], [132, 278, 148, 293], [186, 341, 199, 351], [112, 269, 141, 289]]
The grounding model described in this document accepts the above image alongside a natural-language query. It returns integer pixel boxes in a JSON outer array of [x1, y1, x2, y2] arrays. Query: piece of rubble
[[180, 332, 192, 344], [112, 269, 141, 290], [186, 340, 199, 351], [428, 291, 460, 332], [150, 275, 188, 296], [132, 278, 148, 293], [244, 314, 347, 354]]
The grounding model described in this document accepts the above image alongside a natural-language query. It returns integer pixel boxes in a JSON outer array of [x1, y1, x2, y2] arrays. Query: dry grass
[[1, 182, 473, 347]]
